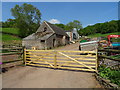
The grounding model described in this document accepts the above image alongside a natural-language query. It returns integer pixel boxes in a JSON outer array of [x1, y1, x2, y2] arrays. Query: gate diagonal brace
[[58, 52, 95, 71], [28, 53, 54, 68]]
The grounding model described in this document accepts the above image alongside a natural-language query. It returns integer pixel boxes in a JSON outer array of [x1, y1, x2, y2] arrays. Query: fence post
[[23, 47, 26, 66], [54, 51, 57, 68], [96, 49, 98, 73]]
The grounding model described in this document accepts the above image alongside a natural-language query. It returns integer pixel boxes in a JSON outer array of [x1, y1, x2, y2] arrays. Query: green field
[[1, 28, 19, 35], [2, 34, 21, 41], [1, 28, 22, 43], [88, 32, 120, 38]]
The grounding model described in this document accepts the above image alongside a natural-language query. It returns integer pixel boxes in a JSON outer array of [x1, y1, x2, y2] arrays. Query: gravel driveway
[[2, 42, 101, 88]]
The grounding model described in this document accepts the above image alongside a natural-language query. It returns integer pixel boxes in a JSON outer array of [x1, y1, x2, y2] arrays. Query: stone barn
[[22, 21, 70, 49]]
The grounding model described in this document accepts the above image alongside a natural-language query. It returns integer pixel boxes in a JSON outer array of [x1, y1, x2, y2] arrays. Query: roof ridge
[[45, 21, 69, 37]]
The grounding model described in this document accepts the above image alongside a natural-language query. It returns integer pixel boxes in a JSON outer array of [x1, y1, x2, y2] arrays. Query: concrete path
[[2, 42, 101, 88]]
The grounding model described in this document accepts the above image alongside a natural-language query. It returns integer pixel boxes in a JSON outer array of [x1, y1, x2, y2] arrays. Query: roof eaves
[[44, 21, 55, 34]]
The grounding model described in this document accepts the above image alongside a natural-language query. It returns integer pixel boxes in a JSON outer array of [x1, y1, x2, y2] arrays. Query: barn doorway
[[53, 39, 56, 47]]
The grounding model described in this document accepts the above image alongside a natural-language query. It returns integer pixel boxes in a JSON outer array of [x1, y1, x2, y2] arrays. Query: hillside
[[1, 28, 22, 44], [88, 32, 119, 38], [79, 20, 119, 36], [1, 28, 19, 35]]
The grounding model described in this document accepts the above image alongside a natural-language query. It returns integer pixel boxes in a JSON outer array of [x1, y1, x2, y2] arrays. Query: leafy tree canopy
[[55, 24, 65, 29], [11, 3, 41, 38], [65, 20, 83, 31], [78, 20, 119, 36]]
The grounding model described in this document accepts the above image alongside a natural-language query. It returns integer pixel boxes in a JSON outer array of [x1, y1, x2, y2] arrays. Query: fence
[[95, 48, 120, 88], [1, 45, 24, 68], [2, 44, 22, 48], [25, 49, 97, 72]]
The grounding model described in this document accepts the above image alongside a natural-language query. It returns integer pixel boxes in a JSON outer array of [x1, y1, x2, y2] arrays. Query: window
[[41, 40, 45, 42], [44, 27, 47, 32]]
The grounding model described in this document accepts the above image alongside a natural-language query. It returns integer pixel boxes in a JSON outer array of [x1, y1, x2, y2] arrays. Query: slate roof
[[23, 21, 69, 40], [23, 33, 53, 40], [23, 33, 36, 40], [45, 21, 69, 37]]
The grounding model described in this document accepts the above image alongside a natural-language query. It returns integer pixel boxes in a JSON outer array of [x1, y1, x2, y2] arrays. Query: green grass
[[0, 28, 22, 43], [109, 55, 120, 59], [2, 34, 21, 41], [88, 32, 120, 38], [1, 28, 19, 35], [99, 66, 120, 86]]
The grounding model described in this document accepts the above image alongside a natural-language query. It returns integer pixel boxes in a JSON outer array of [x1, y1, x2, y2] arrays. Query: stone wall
[[22, 40, 45, 49]]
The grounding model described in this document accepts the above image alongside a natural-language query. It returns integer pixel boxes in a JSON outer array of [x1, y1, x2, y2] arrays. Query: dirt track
[[2, 42, 101, 88]]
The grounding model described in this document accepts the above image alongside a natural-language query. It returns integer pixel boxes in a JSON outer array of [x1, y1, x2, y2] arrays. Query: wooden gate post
[[96, 49, 98, 72], [54, 51, 57, 68], [23, 47, 26, 66]]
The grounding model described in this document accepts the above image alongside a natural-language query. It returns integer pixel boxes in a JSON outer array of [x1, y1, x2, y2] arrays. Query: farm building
[[65, 28, 79, 42], [22, 21, 70, 49]]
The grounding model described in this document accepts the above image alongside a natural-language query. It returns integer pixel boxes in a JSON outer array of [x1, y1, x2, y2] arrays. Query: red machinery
[[107, 35, 120, 45]]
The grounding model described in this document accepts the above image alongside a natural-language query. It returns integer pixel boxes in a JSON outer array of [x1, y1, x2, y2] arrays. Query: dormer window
[[44, 27, 47, 32]]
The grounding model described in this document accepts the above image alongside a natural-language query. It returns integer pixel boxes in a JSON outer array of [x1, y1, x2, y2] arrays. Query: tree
[[65, 20, 83, 31], [78, 20, 119, 36], [11, 3, 41, 38], [2, 19, 17, 28], [55, 24, 65, 29]]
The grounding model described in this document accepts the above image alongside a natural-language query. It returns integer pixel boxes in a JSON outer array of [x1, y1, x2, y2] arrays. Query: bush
[[99, 66, 120, 86]]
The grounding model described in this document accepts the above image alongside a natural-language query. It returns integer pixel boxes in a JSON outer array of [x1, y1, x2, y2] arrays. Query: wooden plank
[[57, 61, 96, 65], [75, 58, 95, 61], [26, 58, 54, 61], [26, 58, 96, 64], [24, 48, 26, 65], [1, 52, 23, 56], [26, 61, 95, 68], [58, 63, 96, 68], [58, 67, 96, 72], [57, 50, 96, 53], [27, 52, 95, 57], [54, 51, 57, 68], [26, 61, 54, 67], [0, 47, 23, 50], [26, 55, 55, 58], [26, 50, 96, 53], [62, 55, 94, 57], [26, 61, 54, 64], [57, 53, 95, 57], [26, 52, 54, 55], [26, 53, 96, 58], [26, 55, 96, 60], [26, 63, 96, 72], [26, 50, 54, 52], [49, 57, 96, 61], [68, 55, 96, 57], [26, 63, 53, 68]]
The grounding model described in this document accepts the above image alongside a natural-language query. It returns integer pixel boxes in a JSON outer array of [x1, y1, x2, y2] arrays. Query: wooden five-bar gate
[[24, 49, 98, 72]]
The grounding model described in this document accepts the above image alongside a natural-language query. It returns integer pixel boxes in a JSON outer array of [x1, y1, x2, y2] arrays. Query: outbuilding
[[22, 21, 70, 49]]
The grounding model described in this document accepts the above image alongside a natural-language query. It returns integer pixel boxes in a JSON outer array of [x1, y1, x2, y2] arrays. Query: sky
[[2, 2, 118, 27]]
